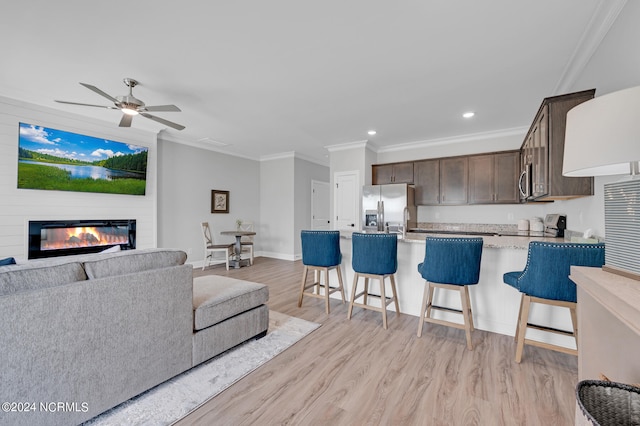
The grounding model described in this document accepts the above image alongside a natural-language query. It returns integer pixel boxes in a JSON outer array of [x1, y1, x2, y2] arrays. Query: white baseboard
[[259, 251, 300, 261]]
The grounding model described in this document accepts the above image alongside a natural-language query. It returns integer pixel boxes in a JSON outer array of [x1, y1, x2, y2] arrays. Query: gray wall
[[259, 156, 295, 259], [294, 157, 330, 255], [157, 137, 260, 265], [258, 154, 329, 260]]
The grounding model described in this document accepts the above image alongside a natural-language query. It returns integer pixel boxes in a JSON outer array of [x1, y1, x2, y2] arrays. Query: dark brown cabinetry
[[414, 157, 468, 205], [469, 151, 520, 204], [372, 162, 414, 184], [520, 89, 595, 201], [414, 159, 440, 204], [440, 157, 468, 205]]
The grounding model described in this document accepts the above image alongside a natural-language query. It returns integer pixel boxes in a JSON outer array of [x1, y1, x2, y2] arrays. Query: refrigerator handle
[[378, 200, 384, 232]]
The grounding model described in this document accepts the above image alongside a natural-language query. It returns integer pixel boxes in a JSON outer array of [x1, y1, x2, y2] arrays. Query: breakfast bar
[[336, 230, 577, 348]]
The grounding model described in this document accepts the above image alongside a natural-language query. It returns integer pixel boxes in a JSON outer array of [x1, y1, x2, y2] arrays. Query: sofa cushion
[[193, 275, 269, 331], [83, 248, 187, 279], [0, 262, 87, 296]]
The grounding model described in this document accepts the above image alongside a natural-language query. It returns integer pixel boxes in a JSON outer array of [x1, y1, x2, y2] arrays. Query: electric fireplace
[[28, 219, 136, 259]]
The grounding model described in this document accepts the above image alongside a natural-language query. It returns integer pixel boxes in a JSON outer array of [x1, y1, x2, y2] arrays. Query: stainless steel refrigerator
[[362, 183, 417, 232]]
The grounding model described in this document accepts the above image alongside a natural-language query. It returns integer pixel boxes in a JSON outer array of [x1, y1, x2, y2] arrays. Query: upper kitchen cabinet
[[414, 156, 469, 206], [372, 162, 414, 184], [414, 159, 440, 204], [469, 151, 520, 204], [414, 156, 468, 205], [413, 156, 469, 206], [440, 156, 468, 205], [520, 89, 595, 201]]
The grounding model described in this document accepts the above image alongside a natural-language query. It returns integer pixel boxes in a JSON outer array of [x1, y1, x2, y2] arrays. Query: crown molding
[[260, 151, 295, 161], [157, 130, 258, 161], [324, 139, 373, 152], [376, 126, 528, 153], [553, 0, 627, 94], [259, 151, 329, 167], [157, 132, 329, 166]]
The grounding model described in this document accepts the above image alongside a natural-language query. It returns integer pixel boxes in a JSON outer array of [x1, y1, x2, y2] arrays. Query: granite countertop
[[339, 227, 565, 249], [401, 231, 563, 249]]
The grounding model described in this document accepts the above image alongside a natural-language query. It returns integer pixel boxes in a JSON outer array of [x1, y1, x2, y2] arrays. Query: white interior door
[[311, 180, 330, 230], [334, 171, 360, 230]]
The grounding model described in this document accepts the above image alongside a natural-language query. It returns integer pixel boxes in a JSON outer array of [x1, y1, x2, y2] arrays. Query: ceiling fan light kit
[[55, 77, 185, 130]]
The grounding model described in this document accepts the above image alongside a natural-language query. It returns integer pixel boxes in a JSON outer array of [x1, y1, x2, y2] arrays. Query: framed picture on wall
[[17, 122, 148, 196], [211, 190, 229, 213]]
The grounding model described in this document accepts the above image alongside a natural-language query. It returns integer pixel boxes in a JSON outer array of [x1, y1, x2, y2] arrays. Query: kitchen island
[[337, 230, 576, 349]]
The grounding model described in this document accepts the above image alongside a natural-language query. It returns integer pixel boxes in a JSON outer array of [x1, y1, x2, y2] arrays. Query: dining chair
[[503, 241, 605, 362], [201, 222, 234, 271], [417, 237, 483, 350], [299, 230, 345, 314], [347, 232, 400, 329], [239, 221, 254, 265]]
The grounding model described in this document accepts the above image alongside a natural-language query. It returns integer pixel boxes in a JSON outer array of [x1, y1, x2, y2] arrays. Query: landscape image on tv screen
[[17, 122, 148, 195]]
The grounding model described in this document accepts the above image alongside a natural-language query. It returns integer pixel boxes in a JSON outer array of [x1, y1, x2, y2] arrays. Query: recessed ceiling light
[[368, 130, 377, 136], [463, 112, 475, 119]]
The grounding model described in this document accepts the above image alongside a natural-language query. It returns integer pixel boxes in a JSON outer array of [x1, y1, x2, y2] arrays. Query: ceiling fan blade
[[79, 83, 119, 104], [140, 113, 185, 131], [143, 104, 181, 112], [55, 100, 118, 109], [119, 114, 133, 127]]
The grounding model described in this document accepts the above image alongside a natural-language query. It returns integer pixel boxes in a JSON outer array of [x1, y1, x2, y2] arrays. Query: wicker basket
[[576, 380, 640, 425]]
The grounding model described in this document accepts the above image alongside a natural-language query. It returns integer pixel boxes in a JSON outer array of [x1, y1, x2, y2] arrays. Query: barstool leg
[[460, 286, 473, 350], [515, 295, 532, 363], [464, 285, 474, 331], [336, 265, 346, 304], [514, 293, 525, 343], [417, 280, 430, 337], [347, 273, 359, 320], [298, 266, 309, 308], [426, 282, 435, 321], [363, 277, 369, 305], [570, 305, 579, 347], [380, 275, 388, 330], [390, 274, 400, 314], [323, 267, 331, 314]]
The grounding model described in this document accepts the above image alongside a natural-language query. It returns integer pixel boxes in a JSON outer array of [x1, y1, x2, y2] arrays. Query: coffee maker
[[544, 214, 567, 237]]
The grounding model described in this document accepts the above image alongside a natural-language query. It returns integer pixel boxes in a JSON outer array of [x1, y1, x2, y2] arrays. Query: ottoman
[[191, 275, 269, 366]]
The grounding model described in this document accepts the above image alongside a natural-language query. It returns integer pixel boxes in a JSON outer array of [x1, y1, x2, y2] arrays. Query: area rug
[[83, 311, 320, 426]]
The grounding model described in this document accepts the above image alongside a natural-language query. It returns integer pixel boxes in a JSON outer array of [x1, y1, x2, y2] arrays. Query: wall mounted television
[[17, 122, 148, 195]]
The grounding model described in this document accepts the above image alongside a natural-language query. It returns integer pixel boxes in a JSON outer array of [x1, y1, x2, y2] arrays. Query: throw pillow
[[0, 257, 16, 266]]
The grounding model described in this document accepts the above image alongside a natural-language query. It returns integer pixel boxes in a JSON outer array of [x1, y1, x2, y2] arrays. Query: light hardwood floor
[[179, 257, 577, 425]]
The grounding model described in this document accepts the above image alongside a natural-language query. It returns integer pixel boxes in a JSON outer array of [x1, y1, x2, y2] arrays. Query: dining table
[[220, 230, 256, 268]]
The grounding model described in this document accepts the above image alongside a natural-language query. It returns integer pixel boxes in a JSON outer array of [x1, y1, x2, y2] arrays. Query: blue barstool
[[417, 237, 483, 350], [299, 230, 345, 314], [347, 232, 400, 329], [503, 241, 604, 363]]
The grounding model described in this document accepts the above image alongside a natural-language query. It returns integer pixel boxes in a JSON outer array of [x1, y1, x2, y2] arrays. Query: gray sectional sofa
[[0, 248, 269, 426]]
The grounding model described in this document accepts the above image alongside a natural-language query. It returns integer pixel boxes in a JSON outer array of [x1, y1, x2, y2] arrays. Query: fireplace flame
[[42, 226, 128, 251]]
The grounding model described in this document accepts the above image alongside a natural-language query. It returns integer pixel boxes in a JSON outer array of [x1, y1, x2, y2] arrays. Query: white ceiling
[[0, 1, 627, 164]]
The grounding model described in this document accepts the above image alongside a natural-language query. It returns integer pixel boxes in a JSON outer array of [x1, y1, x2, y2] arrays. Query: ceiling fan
[[55, 78, 185, 131]]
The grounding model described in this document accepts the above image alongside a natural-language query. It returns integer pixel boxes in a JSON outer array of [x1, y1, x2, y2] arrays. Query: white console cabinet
[[571, 266, 640, 384]]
